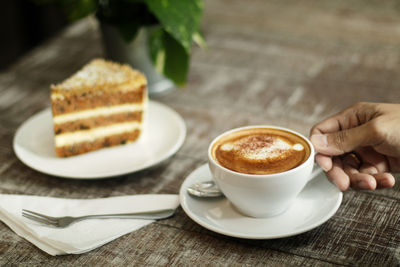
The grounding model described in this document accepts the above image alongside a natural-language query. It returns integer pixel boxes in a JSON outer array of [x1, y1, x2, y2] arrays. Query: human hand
[[310, 102, 400, 191]]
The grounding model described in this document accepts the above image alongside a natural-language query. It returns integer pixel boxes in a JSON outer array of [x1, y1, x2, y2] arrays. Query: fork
[[22, 208, 176, 228]]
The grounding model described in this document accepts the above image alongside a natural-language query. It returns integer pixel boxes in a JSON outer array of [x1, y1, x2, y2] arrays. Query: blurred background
[[1, 0, 68, 69]]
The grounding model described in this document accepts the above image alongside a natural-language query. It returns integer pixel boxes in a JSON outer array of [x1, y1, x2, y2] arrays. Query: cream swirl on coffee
[[220, 135, 304, 160], [212, 128, 310, 175]]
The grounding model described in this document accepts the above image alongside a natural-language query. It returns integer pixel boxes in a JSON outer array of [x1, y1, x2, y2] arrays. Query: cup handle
[[308, 163, 323, 182]]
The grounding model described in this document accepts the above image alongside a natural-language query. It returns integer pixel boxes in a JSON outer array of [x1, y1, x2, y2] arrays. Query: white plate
[[13, 101, 186, 179], [180, 164, 342, 239]]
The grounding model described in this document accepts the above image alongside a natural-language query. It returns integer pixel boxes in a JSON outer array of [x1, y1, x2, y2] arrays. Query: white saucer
[[13, 101, 186, 179], [179, 164, 342, 239]]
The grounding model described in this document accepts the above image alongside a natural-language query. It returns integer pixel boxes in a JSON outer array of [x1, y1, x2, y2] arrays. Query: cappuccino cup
[[208, 125, 316, 218]]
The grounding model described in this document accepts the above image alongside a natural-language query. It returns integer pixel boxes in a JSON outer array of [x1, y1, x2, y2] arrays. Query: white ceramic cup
[[208, 125, 316, 218]]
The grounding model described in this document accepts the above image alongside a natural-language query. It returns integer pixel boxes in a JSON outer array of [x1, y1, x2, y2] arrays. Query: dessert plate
[[179, 164, 342, 239], [13, 101, 186, 179]]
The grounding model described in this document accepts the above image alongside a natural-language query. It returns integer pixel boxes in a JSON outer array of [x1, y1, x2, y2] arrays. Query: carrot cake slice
[[50, 59, 147, 157]]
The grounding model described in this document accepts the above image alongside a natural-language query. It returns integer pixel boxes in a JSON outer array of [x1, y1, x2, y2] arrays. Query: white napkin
[[0, 194, 179, 255]]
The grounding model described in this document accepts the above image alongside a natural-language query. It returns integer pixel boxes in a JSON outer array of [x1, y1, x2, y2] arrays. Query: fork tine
[[22, 213, 57, 226], [22, 209, 57, 221]]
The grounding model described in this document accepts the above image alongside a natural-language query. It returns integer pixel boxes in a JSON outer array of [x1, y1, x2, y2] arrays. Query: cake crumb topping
[[51, 59, 146, 91]]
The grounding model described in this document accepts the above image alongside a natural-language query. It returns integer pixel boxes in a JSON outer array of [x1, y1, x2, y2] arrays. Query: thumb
[[310, 124, 371, 156]]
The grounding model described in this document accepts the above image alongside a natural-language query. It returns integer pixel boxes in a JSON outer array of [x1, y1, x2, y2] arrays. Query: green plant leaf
[[149, 27, 166, 74], [62, 0, 98, 21], [145, 0, 203, 53], [97, 1, 158, 26], [193, 30, 207, 49], [149, 29, 189, 86], [97, 0, 157, 42]]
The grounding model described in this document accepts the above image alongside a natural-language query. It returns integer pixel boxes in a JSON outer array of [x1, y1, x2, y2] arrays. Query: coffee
[[211, 128, 310, 175]]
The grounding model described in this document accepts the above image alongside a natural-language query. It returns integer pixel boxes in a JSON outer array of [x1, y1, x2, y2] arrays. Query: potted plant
[[37, 0, 206, 94]]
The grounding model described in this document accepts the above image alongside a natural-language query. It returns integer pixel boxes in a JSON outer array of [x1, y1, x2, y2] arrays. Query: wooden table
[[1, 0, 399, 265]]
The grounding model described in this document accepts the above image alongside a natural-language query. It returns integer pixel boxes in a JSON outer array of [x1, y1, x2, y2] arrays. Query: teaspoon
[[187, 181, 224, 198]]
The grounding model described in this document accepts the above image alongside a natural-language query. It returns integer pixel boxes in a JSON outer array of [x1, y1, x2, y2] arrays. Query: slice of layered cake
[[50, 59, 147, 157]]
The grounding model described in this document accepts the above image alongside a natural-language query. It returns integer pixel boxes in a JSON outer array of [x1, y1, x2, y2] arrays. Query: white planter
[[100, 23, 174, 95]]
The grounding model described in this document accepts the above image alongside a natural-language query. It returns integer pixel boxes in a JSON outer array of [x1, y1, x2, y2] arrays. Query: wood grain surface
[[1, 0, 399, 265]]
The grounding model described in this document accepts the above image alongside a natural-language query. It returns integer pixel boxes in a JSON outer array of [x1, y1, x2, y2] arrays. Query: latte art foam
[[220, 136, 304, 160], [212, 128, 310, 175]]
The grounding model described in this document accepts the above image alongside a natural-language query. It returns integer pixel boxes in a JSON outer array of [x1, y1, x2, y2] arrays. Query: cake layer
[[54, 111, 142, 135], [55, 130, 140, 157], [51, 86, 146, 116], [53, 103, 144, 124], [55, 122, 141, 147]]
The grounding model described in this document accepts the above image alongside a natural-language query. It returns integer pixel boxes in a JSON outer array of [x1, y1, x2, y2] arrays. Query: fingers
[[310, 102, 375, 136], [387, 157, 400, 173], [310, 102, 396, 191], [341, 154, 376, 190], [374, 173, 396, 189], [349, 173, 377, 190], [311, 124, 372, 156], [326, 157, 350, 191], [324, 152, 396, 191], [359, 164, 378, 175], [315, 154, 332, 172], [310, 115, 342, 136], [356, 147, 390, 173], [342, 153, 361, 170], [310, 102, 382, 156], [347, 172, 394, 190]]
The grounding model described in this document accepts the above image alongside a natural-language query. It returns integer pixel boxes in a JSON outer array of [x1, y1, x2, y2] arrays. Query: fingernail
[[316, 160, 329, 172], [316, 158, 330, 172], [381, 178, 395, 188], [329, 179, 341, 190], [320, 164, 329, 172], [357, 180, 369, 189], [311, 134, 328, 148]]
